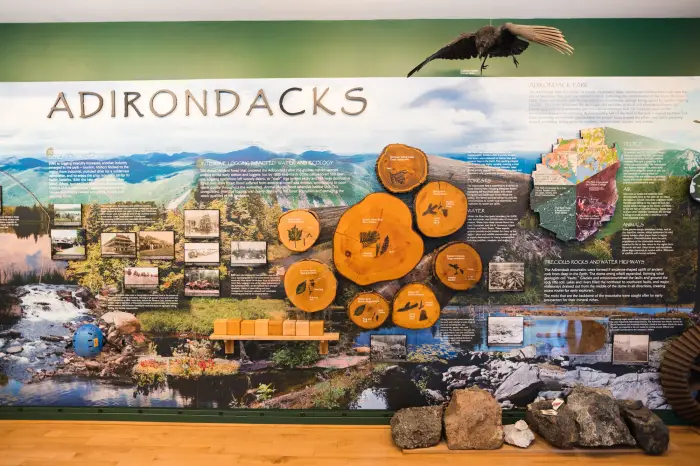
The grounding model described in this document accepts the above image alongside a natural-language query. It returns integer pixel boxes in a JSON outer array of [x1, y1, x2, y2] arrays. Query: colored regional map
[[531, 127, 620, 242]]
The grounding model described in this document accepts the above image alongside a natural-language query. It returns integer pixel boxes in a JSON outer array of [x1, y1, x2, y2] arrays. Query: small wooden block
[[295, 320, 310, 336], [226, 318, 241, 335], [224, 341, 235, 354], [319, 340, 329, 355], [241, 320, 256, 335], [213, 319, 228, 335], [269, 320, 284, 336], [283, 320, 296, 336], [309, 320, 324, 336], [255, 319, 270, 336]]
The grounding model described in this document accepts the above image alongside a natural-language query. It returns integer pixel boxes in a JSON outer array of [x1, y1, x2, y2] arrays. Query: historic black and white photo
[[184, 209, 220, 239], [53, 203, 82, 226], [231, 241, 267, 266], [185, 242, 220, 264], [124, 267, 159, 290], [101, 232, 137, 258], [138, 231, 175, 259], [489, 262, 525, 292], [613, 334, 650, 364], [370, 335, 407, 361], [488, 316, 524, 345]]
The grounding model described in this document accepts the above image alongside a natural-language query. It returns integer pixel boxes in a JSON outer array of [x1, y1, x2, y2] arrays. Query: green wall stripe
[[0, 19, 699, 82], [0, 407, 693, 426]]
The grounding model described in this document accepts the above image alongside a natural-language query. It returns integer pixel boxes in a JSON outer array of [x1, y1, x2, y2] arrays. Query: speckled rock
[[618, 400, 669, 455], [390, 405, 443, 450], [525, 400, 578, 449], [566, 386, 636, 447]]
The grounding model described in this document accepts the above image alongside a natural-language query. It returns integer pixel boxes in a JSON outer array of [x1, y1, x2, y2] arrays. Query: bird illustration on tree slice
[[407, 23, 574, 77]]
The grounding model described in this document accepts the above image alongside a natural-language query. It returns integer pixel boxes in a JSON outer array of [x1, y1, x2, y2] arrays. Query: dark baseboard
[[0, 406, 694, 426]]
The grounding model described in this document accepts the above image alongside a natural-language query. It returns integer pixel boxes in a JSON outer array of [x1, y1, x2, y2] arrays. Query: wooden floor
[[0, 421, 698, 466]]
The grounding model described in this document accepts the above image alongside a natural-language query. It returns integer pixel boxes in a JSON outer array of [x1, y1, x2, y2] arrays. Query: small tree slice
[[278, 209, 320, 252], [284, 259, 337, 312], [432, 242, 482, 291], [392, 282, 441, 329], [376, 144, 429, 193], [414, 181, 468, 237], [333, 192, 424, 285], [347, 291, 390, 329]]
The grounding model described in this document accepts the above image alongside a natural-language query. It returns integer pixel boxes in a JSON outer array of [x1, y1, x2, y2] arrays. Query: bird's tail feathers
[[506, 23, 574, 55]]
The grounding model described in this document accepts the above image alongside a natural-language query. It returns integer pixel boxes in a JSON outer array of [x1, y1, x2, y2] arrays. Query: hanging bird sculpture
[[407, 23, 573, 77]]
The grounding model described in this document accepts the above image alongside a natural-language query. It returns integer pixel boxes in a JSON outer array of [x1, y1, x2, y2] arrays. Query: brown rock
[[101, 311, 141, 335], [443, 386, 504, 450]]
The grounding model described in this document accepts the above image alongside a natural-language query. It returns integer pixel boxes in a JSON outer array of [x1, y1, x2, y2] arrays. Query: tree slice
[[278, 209, 320, 252], [283, 259, 337, 312], [376, 144, 429, 193], [333, 192, 424, 285], [391, 282, 441, 329], [414, 181, 468, 237], [432, 242, 482, 291], [347, 291, 390, 329]]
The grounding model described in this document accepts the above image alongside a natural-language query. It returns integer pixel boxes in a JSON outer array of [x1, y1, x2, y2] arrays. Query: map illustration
[[531, 128, 620, 241]]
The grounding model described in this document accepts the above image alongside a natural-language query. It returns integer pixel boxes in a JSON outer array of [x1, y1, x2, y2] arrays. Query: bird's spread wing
[[407, 33, 477, 77], [502, 23, 574, 55]]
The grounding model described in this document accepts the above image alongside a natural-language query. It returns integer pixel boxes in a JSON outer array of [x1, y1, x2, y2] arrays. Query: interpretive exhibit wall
[[0, 19, 699, 413]]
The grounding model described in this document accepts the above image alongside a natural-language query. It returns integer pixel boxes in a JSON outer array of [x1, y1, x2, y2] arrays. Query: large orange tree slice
[[278, 209, 320, 252], [283, 259, 337, 312], [376, 144, 429, 193], [333, 192, 424, 285], [347, 291, 390, 329], [414, 181, 468, 237], [432, 242, 482, 291], [392, 282, 441, 329]]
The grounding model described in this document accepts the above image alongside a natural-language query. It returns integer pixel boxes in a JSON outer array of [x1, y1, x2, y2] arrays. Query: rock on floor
[[444, 386, 503, 450], [390, 405, 444, 450], [525, 400, 578, 449], [618, 400, 669, 455], [504, 420, 535, 448], [566, 386, 636, 447]]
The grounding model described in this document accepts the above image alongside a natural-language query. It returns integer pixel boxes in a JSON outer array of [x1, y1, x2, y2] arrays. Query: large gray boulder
[[390, 405, 444, 450], [494, 364, 542, 405], [609, 373, 666, 409], [566, 386, 636, 447], [444, 387, 503, 450], [525, 400, 578, 449], [618, 400, 669, 455]]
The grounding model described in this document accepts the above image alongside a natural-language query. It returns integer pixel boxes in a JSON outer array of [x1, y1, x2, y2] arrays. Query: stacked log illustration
[[279, 143, 486, 329]]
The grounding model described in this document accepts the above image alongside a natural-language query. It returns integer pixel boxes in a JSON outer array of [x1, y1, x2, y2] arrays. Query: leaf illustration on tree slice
[[419, 309, 428, 321], [334, 192, 424, 285], [360, 230, 381, 247], [288, 225, 302, 243], [422, 203, 438, 216], [442, 209, 449, 217], [380, 236, 389, 255], [284, 260, 337, 312], [376, 144, 429, 193], [432, 242, 483, 291], [449, 263, 460, 271], [347, 291, 391, 329], [353, 304, 367, 316]]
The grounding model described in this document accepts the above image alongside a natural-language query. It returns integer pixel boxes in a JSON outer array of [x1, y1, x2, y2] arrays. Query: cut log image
[[432, 242, 482, 291], [333, 192, 424, 285], [278, 209, 321, 252], [376, 143, 429, 193], [391, 282, 441, 329], [347, 291, 390, 329], [283, 259, 337, 312], [414, 181, 468, 237]]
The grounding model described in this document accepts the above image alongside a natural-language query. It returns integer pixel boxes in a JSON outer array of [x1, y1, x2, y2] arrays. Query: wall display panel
[[0, 18, 698, 414]]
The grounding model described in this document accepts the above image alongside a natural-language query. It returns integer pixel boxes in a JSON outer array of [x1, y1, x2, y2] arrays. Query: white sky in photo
[[1, 77, 698, 159]]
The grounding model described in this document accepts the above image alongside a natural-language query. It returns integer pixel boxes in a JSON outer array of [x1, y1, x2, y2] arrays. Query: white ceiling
[[1, 0, 699, 22]]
